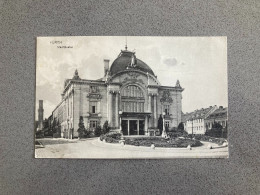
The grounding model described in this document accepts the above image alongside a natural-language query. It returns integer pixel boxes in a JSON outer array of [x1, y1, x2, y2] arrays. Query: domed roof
[[109, 50, 155, 76]]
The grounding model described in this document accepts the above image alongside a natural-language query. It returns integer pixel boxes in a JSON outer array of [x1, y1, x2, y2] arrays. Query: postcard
[[35, 36, 228, 158]]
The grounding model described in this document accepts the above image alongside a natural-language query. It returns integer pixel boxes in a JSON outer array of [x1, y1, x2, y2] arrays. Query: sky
[[36, 36, 228, 119]]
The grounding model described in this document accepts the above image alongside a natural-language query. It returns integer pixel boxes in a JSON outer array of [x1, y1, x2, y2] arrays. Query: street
[[35, 138, 228, 159]]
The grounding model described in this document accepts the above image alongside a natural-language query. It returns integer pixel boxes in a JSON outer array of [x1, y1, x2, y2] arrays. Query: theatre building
[[51, 47, 184, 138]]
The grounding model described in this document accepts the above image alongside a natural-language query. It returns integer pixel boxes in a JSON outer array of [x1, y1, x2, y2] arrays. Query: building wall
[[184, 106, 218, 135], [73, 84, 80, 138], [157, 89, 182, 129], [38, 100, 44, 130], [186, 119, 206, 135], [71, 83, 109, 137], [51, 70, 183, 139], [205, 118, 227, 130]]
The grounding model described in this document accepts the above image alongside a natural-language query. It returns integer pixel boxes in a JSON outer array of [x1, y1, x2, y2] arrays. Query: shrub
[[53, 133, 61, 138], [77, 116, 85, 138], [177, 122, 184, 131], [102, 121, 110, 134], [100, 132, 122, 143], [83, 128, 91, 138], [157, 115, 163, 134], [94, 125, 102, 136], [123, 137, 202, 148], [168, 127, 188, 138], [205, 122, 225, 138], [36, 130, 44, 138]]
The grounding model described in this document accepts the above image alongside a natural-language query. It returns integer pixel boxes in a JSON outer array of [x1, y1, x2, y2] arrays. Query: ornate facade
[[51, 48, 184, 138]]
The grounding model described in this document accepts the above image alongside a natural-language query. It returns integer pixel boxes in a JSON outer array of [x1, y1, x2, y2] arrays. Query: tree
[[52, 118, 57, 134], [77, 116, 85, 138], [177, 122, 184, 131], [205, 122, 223, 137], [158, 114, 163, 135], [212, 122, 223, 129], [94, 125, 102, 137], [57, 120, 61, 134], [102, 120, 110, 134]]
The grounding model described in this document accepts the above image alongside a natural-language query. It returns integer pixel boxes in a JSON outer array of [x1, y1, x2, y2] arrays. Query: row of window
[[121, 85, 144, 98], [88, 102, 171, 114], [89, 120, 172, 129], [189, 126, 204, 131], [122, 101, 144, 112], [188, 119, 203, 123]]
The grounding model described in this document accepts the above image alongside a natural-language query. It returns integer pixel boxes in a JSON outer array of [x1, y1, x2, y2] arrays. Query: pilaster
[[115, 93, 119, 128], [153, 94, 157, 127]]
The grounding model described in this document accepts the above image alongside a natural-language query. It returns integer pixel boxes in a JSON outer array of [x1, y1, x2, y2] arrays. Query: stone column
[[148, 93, 152, 128], [148, 94, 152, 112], [108, 91, 113, 127], [154, 94, 157, 128], [115, 92, 119, 129]]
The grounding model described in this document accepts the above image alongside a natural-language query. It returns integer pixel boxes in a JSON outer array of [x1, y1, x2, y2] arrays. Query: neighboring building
[[36, 100, 44, 131], [51, 47, 184, 138], [205, 106, 228, 130], [182, 106, 218, 135]]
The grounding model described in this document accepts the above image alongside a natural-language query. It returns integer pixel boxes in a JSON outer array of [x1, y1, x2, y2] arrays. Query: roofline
[[51, 99, 65, 116], [182, 105, 218, 121], [159, 85, 184, 91], [63, 79, 106, 93], [109, 69, 161, 85]]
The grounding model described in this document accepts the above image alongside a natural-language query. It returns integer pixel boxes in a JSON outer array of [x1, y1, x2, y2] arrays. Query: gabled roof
[[206, 107, 227, 120], [182, 106, 217, 122]]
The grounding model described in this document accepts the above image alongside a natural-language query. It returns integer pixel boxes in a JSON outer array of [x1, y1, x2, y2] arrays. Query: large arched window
[[121, 85, 145, 112]]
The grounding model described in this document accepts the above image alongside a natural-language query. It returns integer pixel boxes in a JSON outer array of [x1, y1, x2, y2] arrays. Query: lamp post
[[161, 112, 167, 138]]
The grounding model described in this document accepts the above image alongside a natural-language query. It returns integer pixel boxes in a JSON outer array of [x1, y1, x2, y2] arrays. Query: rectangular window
[[165, 121, 170, 127], [164, 105, 170, 115], [90, 121, 97, 128], [90, 102, 97, 113], [92, 106, 96, 113]]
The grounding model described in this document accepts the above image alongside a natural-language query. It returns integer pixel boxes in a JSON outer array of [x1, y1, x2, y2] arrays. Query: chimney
[[104, 59, 109, 76], [38, 100, 44, 130]]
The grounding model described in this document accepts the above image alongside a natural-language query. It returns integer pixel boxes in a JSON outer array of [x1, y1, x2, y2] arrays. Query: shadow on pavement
[[36, 138, 79, 146]]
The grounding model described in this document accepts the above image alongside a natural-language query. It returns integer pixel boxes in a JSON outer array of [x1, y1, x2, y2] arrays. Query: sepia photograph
[[35, 36, 228, 158]]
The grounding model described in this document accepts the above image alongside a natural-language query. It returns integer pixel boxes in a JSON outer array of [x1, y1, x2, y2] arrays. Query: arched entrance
[[120, 84, 149, 135]]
